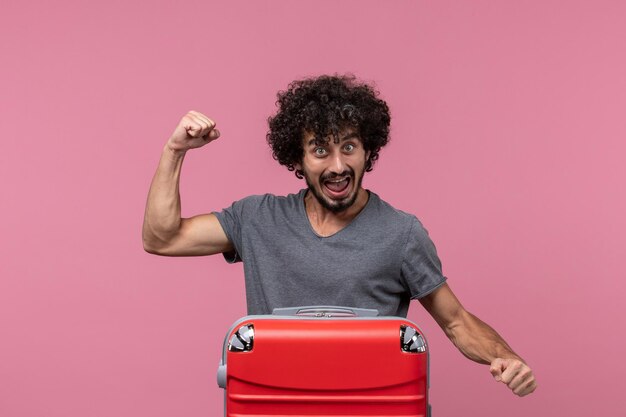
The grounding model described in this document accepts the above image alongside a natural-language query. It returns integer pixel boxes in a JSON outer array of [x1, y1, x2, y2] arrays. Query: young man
[[142, 75, 537, 397]]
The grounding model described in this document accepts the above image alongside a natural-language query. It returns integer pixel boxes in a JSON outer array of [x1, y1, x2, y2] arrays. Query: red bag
[[217, 306, 431, 416]]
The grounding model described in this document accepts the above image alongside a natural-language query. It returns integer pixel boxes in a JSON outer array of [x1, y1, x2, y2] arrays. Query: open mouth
[[323, 177, 351, 198]]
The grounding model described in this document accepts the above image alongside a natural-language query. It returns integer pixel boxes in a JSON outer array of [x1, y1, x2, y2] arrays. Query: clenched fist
[[166, 110, 221, 153], [490, 357, 537, 396]]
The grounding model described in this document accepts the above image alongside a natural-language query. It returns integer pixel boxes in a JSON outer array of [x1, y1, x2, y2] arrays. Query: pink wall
[[1, 1, 624, 416]]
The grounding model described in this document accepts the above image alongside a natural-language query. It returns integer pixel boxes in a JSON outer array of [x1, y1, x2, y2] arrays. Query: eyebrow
[[307, 132, 360, 146], [340, 132, 360, 141]]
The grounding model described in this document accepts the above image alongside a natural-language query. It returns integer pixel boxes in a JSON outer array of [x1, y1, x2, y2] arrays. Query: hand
[[490, 358, 537, 397], [166, 110, 221, 153]]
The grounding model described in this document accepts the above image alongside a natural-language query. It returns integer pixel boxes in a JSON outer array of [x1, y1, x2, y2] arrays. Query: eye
[[343, 143, 355, 152], [314, 147, 327, 156]]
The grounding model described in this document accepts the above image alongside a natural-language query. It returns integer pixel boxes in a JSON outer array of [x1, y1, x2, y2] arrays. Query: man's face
[[296, 129, 370, 213]]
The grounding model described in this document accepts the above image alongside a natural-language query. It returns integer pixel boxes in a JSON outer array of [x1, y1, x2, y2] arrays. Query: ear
[[294, 161, 302, 171], [365, 150, 371, 161]]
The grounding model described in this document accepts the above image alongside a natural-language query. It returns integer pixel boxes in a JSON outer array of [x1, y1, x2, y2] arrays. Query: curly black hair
[[267, 74, 391, 178]]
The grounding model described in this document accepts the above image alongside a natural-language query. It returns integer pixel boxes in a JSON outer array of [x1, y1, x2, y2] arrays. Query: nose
[[330, 152, 348, 175]]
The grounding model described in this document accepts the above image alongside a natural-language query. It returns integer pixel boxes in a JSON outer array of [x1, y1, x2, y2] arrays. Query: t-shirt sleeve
[[401, 217, 448, 299], [212, 195, 264, 264]]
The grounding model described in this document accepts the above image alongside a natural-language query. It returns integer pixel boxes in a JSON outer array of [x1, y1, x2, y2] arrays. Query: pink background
[[1, 1, 624, 416]]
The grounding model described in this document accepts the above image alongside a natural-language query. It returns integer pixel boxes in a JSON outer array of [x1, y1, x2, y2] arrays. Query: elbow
[[142, 239, 161, 255], [142, 223, 167, 255], [142, 231, 166, 255], [142, 221, 180, 255], [143, 243, 160, 255], [143, 241, 173, 256]]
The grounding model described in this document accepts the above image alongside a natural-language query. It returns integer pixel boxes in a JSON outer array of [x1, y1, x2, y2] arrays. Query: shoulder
[[367, 191, 432, 239], [223, 189, 305, 216], [367, 191, 419, 225], [248, 189, 304, 210]]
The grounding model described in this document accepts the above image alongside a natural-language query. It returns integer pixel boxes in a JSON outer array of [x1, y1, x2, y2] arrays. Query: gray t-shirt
[[214, 189, 447, 317]]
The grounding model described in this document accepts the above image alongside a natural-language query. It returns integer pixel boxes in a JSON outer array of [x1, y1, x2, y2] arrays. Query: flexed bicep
[[145, 213, 233, 257]]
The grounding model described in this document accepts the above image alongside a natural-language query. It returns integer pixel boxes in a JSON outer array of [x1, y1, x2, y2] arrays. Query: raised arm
[[142, 111, 233, 257], [418, 283, 538, 397]]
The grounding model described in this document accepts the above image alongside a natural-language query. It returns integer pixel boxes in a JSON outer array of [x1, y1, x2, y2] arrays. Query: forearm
[[142, 145, 187, 250], [446, 310, 523, 365]]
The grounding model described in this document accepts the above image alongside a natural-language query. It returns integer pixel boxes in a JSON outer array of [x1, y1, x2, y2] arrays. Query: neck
[[304, 187, 369, 229]]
